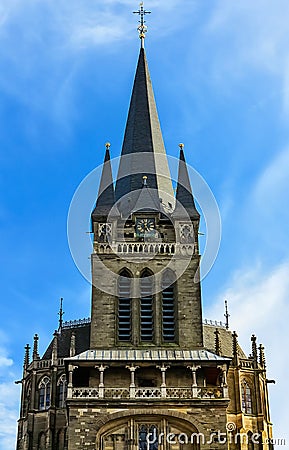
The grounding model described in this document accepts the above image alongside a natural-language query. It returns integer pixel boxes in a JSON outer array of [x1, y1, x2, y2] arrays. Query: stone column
[[187, 365, 201, 397], [67, 364, 77, 399], [96, 365, 108, 398], [126, 365, 139, 398], [157, 364, 170, 397], [218, 364, 228, 398]]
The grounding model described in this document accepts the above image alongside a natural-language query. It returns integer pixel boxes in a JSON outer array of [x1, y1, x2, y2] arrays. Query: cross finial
[[58, 297, 64, 331], [133, 2, 151, 48]]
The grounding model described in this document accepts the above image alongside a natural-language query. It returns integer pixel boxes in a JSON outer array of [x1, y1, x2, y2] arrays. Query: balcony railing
[[70, 386, 227, 400], [95, 242, 196, 256]]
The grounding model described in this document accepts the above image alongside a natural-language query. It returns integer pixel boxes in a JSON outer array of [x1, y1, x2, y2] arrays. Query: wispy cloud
[[206, 261, 289, 444], [204, 0, 289, 113], [0, 332, 20, 449]]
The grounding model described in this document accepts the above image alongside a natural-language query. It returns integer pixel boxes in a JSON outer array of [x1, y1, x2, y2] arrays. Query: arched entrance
[[96, 415, 201, 450]]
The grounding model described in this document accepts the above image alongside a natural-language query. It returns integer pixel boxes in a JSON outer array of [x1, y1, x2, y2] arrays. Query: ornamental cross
[[133, 2, 151, 46]]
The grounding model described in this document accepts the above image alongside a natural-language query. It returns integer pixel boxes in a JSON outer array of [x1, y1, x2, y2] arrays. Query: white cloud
[[0, 336, 20, 450], [206, 261, 289, 446], [204, 0, 289, 114], [253, 147, 289, 203]]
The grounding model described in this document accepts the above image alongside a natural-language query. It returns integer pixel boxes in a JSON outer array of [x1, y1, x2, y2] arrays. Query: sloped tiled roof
[[67, 348, 230, 362], [41, 322, 246, 361], [203, 324, 247, 359], [42, 324, 90, 360]]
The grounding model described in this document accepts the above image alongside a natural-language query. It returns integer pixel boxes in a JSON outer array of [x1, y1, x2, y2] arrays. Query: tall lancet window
[[38, 376, 50, 411], [118, 270, 132, 342], [241, 380, 253, 414], [140, 270, 154, 342], [162, 270, 176, 342]]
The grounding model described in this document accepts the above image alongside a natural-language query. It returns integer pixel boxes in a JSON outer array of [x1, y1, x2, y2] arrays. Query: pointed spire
[[224, 300, 230, 330], [70, 332, 76, 357], [24, 344, 30, 369], [115, 48, 174, 213], [58, 297, 64, 331], [92, 143, 115, 220], [259, 344, 266, 369], [32, 334, 39, 361], [251, 334, 258, 366], [232, 331, 239, 365], [214, 328, 222, 356], [174, 144, 199, 219]]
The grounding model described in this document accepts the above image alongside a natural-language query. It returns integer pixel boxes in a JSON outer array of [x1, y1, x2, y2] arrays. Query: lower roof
[[66, 348, 230, 363]]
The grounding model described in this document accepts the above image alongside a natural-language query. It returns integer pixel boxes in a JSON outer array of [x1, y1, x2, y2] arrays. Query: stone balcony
[[69, 385, 228, 400], [95, 242, 197, 256]]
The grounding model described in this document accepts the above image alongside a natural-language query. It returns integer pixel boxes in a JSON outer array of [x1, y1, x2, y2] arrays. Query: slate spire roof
[[115, 47, 174, 212], [92, 144, 115, 220], [174, 146, 199, 219]]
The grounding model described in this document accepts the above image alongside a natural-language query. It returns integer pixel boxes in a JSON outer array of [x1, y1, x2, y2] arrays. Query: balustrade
[[70, 386, 226, 400], [96, 242, 196, 256]]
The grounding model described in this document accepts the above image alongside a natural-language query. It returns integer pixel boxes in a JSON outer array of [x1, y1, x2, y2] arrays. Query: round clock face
[[136, 218, 155, 235]]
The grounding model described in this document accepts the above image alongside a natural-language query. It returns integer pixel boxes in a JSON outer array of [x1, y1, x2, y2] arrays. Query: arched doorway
[[97, 415, 201, 450]]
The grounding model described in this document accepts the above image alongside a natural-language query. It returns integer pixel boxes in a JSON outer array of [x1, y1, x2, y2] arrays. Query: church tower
[[16, 5, 274, 450]]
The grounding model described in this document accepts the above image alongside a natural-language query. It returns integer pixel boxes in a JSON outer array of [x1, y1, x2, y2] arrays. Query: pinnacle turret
[[92, 143, 115, 221], [174, 144, 199, 219]]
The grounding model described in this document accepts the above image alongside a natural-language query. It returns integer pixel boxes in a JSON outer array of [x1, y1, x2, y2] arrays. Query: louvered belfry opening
[[162, 272, 176, 342], [140, 270, 154, 342], [118, 271, 132, 342]]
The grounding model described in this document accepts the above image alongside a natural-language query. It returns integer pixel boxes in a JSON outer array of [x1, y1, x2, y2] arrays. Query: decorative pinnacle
[[259, 344, 266, 369], [142, 175, 148, 186], [179, 143, 184, 150], [232, 331, 239, 365], [214, 328, 221, 356], [24, 344, 30, 368], [58, 297, 64, 331], [251, 334, 258, 363], [224, 300, 230, 330], [33, 334, 39, 360], [133, 2, 151, 48], [105, 142, 111, 150]]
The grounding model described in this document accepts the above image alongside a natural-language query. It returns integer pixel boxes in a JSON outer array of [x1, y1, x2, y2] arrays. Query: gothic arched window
[[241, 380, 253, 414], [162, 271, 176, 342], [140, 270, 154, 342], [118, 270, 132, 342], [38, 376, 50, 411], [57, 374, 67, 408]]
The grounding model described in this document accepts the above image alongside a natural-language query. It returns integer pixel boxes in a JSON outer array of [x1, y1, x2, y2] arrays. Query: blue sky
[[1, 0, 289, 447]]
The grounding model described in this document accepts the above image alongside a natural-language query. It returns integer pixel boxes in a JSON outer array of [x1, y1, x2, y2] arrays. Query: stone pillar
[[157, 364, 170, 397], [96, 365, 108, 398], [67, 364, 77, 399], [187, 365, 201, 397], [126, 365, 139, 397], [218, 364, 229, 398]]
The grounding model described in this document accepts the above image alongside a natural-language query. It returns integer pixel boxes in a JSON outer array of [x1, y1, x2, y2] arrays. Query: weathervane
[[133, 2, 151, 48]]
